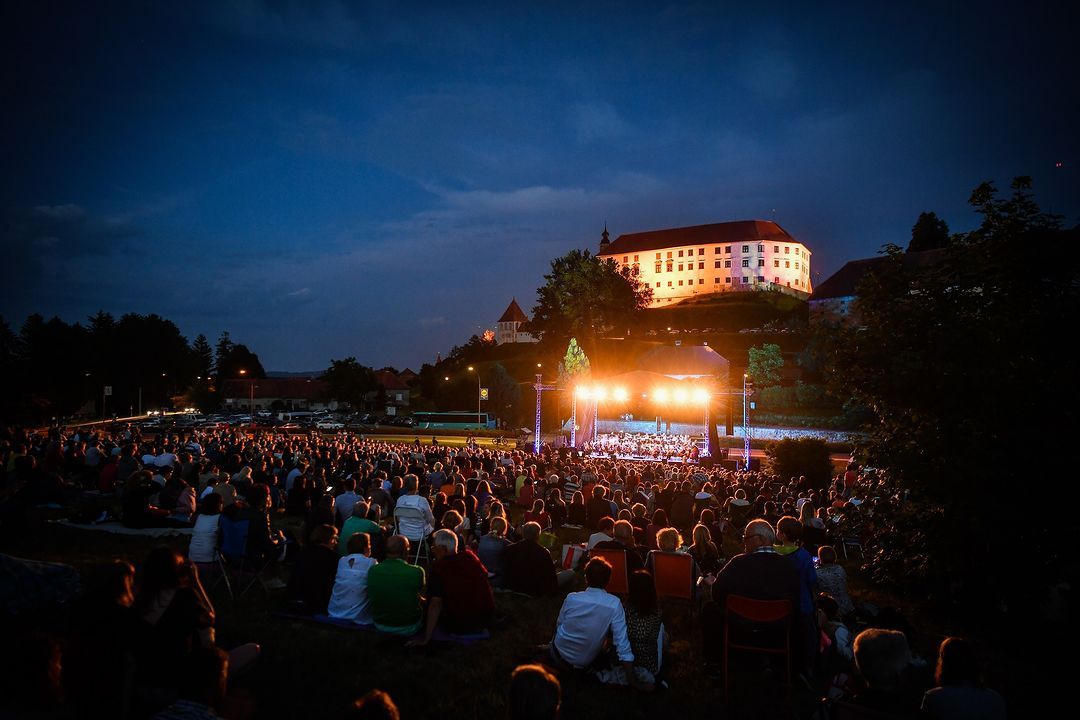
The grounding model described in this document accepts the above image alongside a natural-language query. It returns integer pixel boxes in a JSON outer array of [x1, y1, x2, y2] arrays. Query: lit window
[[774, 276, 780, 283], [655, 282, 661, 287], [758, 259, 765, 267], [655, 262, 662, 273], [678, 250, 684, 257], [795, 262, 799, 269], [678, 263, 683, 271], [698, 261, 704, 270], [785, 261, 790, 268], [666, 262, 673, 272], [785, 246, 790, 254], [667, 252, 673, 259], [634, 255, 639, 262], [757, 244, 764, 252], [686, 248, 692, 255], [742, 259, 749, 267], [774, 245, 779, 253], [742, 245, 749, 253], [774, 260, 780, 267], [623, 256, 628, 263], [656, 253, 661, 260], [698, 248, 704, 255], [714, 260, 722, 269], [668, 281, 673, 287]]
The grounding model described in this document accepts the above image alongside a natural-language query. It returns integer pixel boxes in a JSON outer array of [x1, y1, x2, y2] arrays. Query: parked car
[[316, 420, 344, 430]]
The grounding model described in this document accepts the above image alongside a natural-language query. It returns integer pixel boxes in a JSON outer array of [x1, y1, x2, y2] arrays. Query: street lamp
[[467, 366, 481, 429], [239, 369, 254, 413]]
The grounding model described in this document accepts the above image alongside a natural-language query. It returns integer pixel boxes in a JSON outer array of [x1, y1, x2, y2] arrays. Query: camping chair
[[217, 515, 272, 599], [392, 505, 431, 565], [652, 552, 695, 604], [589, 548, 629, 595], [723, 595, 792, 701]]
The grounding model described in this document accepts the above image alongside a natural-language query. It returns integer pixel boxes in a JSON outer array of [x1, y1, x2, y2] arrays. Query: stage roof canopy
[[637, 343, 729, 379]]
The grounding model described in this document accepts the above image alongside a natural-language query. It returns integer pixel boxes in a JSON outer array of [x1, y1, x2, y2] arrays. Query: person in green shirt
[[367, 535, 425, 635], [339, 500, 383, 555]]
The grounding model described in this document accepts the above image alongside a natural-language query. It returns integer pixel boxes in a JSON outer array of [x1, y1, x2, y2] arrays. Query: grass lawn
[[4, 508, 902, 720]]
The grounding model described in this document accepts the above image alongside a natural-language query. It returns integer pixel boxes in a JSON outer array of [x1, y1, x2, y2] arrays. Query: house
[[366, 370, 411, 413], [598, 220, 812, 306], [810, 249, 946, 325], [495, 298, 538, 345], [220, 377, 330, 412]]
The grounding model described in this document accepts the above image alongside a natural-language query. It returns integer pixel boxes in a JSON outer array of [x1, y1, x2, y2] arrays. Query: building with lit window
[[597, 220, 812, 306], [495, 298, 538, 345]]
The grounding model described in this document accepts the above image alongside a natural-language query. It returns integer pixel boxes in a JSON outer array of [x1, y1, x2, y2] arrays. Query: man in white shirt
[[549, 557, 643, 688], [285, 462, 307, 494], [393, 475, 435, 540], [586, 517, 615, 551]]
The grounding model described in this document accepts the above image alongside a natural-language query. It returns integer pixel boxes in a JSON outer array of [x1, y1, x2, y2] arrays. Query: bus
[[412, 411, 496, 430]]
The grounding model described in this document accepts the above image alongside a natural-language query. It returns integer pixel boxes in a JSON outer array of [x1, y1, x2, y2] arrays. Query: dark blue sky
[[3, 1, 1077, 370]]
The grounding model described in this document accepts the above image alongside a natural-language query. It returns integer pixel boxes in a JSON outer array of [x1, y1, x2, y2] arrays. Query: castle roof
[[599, 220, 801, 257], [498, 298, 529, 323]]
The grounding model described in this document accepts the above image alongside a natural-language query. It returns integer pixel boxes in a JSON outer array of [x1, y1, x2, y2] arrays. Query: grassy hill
[[643, 289, 807, 332]]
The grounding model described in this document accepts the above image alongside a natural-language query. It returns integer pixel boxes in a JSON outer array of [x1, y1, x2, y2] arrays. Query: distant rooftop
[[812, 249, 947, 301], [600, 220, 801, 257]]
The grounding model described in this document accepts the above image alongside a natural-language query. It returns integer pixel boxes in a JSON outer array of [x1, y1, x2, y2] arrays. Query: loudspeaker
[[720, 460, 738, 471]]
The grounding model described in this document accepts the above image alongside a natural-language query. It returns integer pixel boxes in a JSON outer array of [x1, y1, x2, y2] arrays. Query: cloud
[[570, 102, 632, 143], [287, 287, 312, 298]]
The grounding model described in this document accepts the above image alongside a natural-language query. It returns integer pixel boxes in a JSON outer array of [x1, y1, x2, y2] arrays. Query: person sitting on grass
[[587, 516, 615, 551], [366, 535, 426, 636], [477, 516, 511, 588], [346, 688, 400, 720], [339, 500, 382, 556], [597, 569, 665, 691], [503, 521, 574, 596], [285, 524, 340, 616], [548, 557, 647, 690], [407, 528, 493, 645], [921, 637, 1006, 720], [847, 628, 922, 717], [815, 545, 854, 618], [328, 532, 378, 625], [593, 519, 646, 572], [508, 664, 561, 720]]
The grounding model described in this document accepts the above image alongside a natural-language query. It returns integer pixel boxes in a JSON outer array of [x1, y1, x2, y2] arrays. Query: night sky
[[3, 1, 1077, 371]]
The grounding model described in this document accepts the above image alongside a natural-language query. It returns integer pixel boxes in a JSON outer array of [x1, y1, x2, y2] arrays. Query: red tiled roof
[[221, 377, 326, 400], [374, 370, 409, 391], [498, 298, 529, 323], [599, 220, 798, 257]]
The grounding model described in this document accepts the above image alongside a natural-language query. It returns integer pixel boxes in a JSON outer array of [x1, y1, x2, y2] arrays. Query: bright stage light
[[593, 386, 608, 401], [577, 386, 592, 400], [653, 387, 669, 402], [674, 388, 689, 404], [693, 388, 709, 404], [613, 387, 628, 402]]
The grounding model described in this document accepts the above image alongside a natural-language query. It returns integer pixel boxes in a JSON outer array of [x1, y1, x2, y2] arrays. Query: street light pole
[[742, 374, 752, 469], [468, 366, 481, 429]]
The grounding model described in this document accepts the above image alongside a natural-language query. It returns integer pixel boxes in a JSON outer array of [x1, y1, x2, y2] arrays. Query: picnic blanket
[[274, 611, 490, 644], [58, 519, 193, 537]]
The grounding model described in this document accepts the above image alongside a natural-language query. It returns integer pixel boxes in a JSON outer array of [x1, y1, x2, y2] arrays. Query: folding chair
[[723, 594, 792, 701], [392, 505, 431, 565], [217, 515, 272, 598], [652, 552, 695, 603], [589, 548, 629, 595]]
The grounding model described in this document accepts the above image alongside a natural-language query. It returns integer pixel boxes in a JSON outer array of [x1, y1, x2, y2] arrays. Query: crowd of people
[[582, 432, 701, 462], [0, 423, 1006, 719]]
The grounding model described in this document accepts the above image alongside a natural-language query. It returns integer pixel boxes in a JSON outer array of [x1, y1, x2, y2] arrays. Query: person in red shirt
[[407, 529, 493, 645], [523, 499, 551, 531]]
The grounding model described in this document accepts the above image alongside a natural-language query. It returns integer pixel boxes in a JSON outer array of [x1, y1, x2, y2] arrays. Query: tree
[[191, 334, 214, 377], [906, 211, 950, 252], [215, 332, 234, 372], [322, 357, 378, 409], [529, 249, 652, 345], [747, 343, 784, 387], [766, 438, 832, 490], [827, 176, 1077, 614], [558, 338, 591, 386], [216, 342, 266, 379]]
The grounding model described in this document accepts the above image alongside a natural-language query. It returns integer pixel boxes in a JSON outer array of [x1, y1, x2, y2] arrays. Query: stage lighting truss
[[577, 384, 711, 404]]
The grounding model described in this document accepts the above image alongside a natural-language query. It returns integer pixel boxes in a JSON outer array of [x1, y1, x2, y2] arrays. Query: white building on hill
[[597, 220, 812, 306], [495, 298, 537, 345]]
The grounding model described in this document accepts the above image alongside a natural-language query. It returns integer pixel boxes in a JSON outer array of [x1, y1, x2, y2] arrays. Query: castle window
[[666, 262, 673, 272], [667, 251, 672, 259], [774, 276, 780, 283], [742, 277, 749, 284], [757, 276, 765, 282], [785, 246, 790, 254], [678, 263, 683, 271], [656, 282, 661, 287], [757, 244, 764, 252], [742, 259, 749, 267], [724, 260, 731, 268], [774, 245, 779, 253], [725, 246, 731, 254], [678, 280, 683, 286], [785, 261, 790, 268], [634, 255, 639, 262], [742, 245, 749, 253], [655, 262, 662, 273], [758, 259, 765, 267], [698, 248, 704, 255], [678, 250, 684, 257], [714, 277, 720, 284], [623, 256, 628, 263], [715, 247, 721, 254], [774, 260, 780, 267], [667, 281, 673, 287], [795, 262, 799, 269], [656, 253, 661, 260], [698, 278, 704, 284], [725, 277, 731, 284], [698, 261, 704, 270], [715, 260, 722, 269]]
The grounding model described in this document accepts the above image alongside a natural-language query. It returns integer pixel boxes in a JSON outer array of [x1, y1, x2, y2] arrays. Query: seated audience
[[408, 529, 494, 644], [509, 664, 561, 720], [339, 500, 383, 556], [285, 524, 340, 615], [477, 516, 511, 587], [504, 521, 574, 596], [587, 516, 615, 551], [816, 545, 854, 617], [594, 519, 646, 572], [367, 535, 426, 636], [848, 628, 922, 716], [188, 493, 224, 564], [328, 532, 378, 624], [921, 637, 1006, 720]]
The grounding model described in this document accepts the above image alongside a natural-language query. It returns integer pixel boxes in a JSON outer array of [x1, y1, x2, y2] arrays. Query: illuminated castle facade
[[597, 220, 812, 306]]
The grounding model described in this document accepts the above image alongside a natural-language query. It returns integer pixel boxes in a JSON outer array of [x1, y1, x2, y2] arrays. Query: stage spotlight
[[674, 388, 689, 404], [577, 386, 592, 400], [613, 387, 629, 402], [593, 386, 608, 401], [653, 387, 669, 403], [693, 388, 709, 404]]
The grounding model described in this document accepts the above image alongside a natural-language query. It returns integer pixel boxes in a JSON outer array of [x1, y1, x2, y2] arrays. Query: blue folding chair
[[217, 515, 271, 599]]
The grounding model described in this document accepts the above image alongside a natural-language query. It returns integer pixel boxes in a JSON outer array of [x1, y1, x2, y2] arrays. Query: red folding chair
[[652, 552, 695, 602], [723, 594, 792, 701], [589, 548, 629, 595]]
